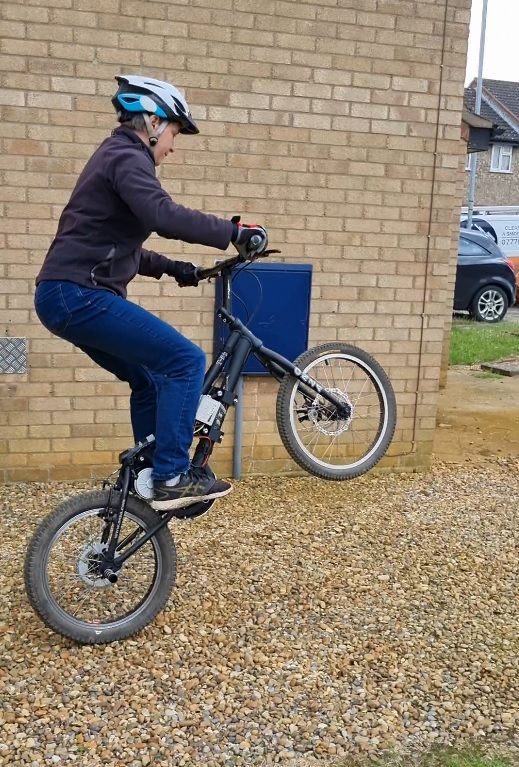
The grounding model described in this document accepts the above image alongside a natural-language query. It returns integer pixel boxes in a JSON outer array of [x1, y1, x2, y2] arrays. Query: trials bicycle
[[24, 247, 397, 644]]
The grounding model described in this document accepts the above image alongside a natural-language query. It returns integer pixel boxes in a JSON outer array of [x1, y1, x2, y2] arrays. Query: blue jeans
[[34, 280, 205, 480]]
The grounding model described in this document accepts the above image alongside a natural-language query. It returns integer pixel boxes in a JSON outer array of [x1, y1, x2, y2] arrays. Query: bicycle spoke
[[320, 432, 341, 460], [71, 588, 96, 618], [301, 428, 322, 449], [321, 361, 334, 391], [48, 570, 82, 590]]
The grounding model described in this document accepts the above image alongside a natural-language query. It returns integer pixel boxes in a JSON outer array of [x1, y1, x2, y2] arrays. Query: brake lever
[[195, 249, 282, 282], [237, 249, 281, 264]]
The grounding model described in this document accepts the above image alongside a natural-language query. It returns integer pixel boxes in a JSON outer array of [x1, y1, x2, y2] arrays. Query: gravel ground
[[1, 459, 518, 766]]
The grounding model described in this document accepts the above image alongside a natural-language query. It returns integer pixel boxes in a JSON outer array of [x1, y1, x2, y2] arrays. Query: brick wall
[[0, 0, 470, 482], [440, 150, 469, 389]]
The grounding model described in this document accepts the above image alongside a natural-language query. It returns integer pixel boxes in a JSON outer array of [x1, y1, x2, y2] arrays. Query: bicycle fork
[[192, 331, 253, 468], [95, 439, 174, 581]]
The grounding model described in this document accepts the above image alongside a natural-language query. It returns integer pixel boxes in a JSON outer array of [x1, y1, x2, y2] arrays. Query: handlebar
[[195, 248, 280, 282]]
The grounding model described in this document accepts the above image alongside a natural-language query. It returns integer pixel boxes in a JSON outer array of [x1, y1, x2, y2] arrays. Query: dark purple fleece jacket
[[36, 126, 234, 297]]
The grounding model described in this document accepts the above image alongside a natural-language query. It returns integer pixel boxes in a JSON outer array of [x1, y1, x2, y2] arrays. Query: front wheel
[[24, 490, 176, 644], [276, 343, 396, 480]]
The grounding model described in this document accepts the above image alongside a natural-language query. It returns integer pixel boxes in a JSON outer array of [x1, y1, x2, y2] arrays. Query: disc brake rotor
[[77, 542, 111, 588], [308, 388, 353, 435]]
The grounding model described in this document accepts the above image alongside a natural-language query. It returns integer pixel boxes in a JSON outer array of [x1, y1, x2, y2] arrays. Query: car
[[454, 229, 517, 322], [460, 206, 519, 301]]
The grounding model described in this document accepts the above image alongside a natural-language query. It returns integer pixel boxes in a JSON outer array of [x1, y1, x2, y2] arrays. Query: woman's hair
[[120, 113, 147, 131]]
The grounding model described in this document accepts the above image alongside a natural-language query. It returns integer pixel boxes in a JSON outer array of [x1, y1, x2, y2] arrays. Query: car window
[[458, 237, 490, 257]]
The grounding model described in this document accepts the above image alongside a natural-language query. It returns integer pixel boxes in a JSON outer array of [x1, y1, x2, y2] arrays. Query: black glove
[[170, 261, 200, 288], [231, 217, 268, 261]]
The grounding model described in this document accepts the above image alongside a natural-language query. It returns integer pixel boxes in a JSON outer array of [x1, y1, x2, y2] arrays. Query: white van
[[460, 206, 519, 292]]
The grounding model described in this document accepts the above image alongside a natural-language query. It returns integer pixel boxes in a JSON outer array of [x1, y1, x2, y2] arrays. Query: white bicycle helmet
[[112, 74, 199, 138]]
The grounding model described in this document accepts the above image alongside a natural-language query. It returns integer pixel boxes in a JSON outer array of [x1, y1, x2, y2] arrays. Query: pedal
[[172, 499, 216, 520]]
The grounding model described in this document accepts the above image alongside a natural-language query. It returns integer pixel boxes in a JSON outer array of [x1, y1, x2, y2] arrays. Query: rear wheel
[[24, 490, 176, 644], [470, 285, 508, 322], [276, 343, 396, 480]]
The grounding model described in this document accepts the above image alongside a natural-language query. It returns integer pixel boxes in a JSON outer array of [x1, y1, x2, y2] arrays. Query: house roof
[[479, 78, 519, 121], [464, 85, 519, 144]]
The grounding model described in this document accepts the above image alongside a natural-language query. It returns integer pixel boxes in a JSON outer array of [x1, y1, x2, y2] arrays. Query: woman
[[35, 74, 268, 512]]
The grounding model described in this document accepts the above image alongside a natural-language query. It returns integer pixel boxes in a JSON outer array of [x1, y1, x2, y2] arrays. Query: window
[[458, 236, 490, 257], [490, 144, 513, 173], [465, 153, 475, 171]]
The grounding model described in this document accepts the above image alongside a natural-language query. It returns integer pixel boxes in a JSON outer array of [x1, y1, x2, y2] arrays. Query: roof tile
[[464, 83, 519, 143]]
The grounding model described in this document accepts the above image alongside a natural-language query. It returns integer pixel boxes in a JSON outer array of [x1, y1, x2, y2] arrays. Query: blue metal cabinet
[[213, 262, 312, 375]]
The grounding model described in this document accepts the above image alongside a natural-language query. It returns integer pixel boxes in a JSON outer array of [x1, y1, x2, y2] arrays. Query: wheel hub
[[308, 388, 353, 435], [479, 290, 504, 320], [77, 542, 112, 588]]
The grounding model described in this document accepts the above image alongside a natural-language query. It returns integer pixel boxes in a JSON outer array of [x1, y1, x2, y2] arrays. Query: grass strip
[[449, 320, 519, 366]]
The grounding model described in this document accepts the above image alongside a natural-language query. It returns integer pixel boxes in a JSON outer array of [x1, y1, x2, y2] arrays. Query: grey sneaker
[[151, 466, 232, 512]]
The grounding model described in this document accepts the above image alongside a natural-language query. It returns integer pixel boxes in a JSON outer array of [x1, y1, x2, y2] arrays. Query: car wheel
[[470, 285, 508, 322]]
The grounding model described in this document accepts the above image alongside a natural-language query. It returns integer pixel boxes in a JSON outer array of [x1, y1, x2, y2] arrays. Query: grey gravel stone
[[1, 458, 518, 765]]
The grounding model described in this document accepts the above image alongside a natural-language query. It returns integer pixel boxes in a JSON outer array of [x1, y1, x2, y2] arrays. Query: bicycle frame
[[190, 263, 351, 470], [98, 259, 351, 578]]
